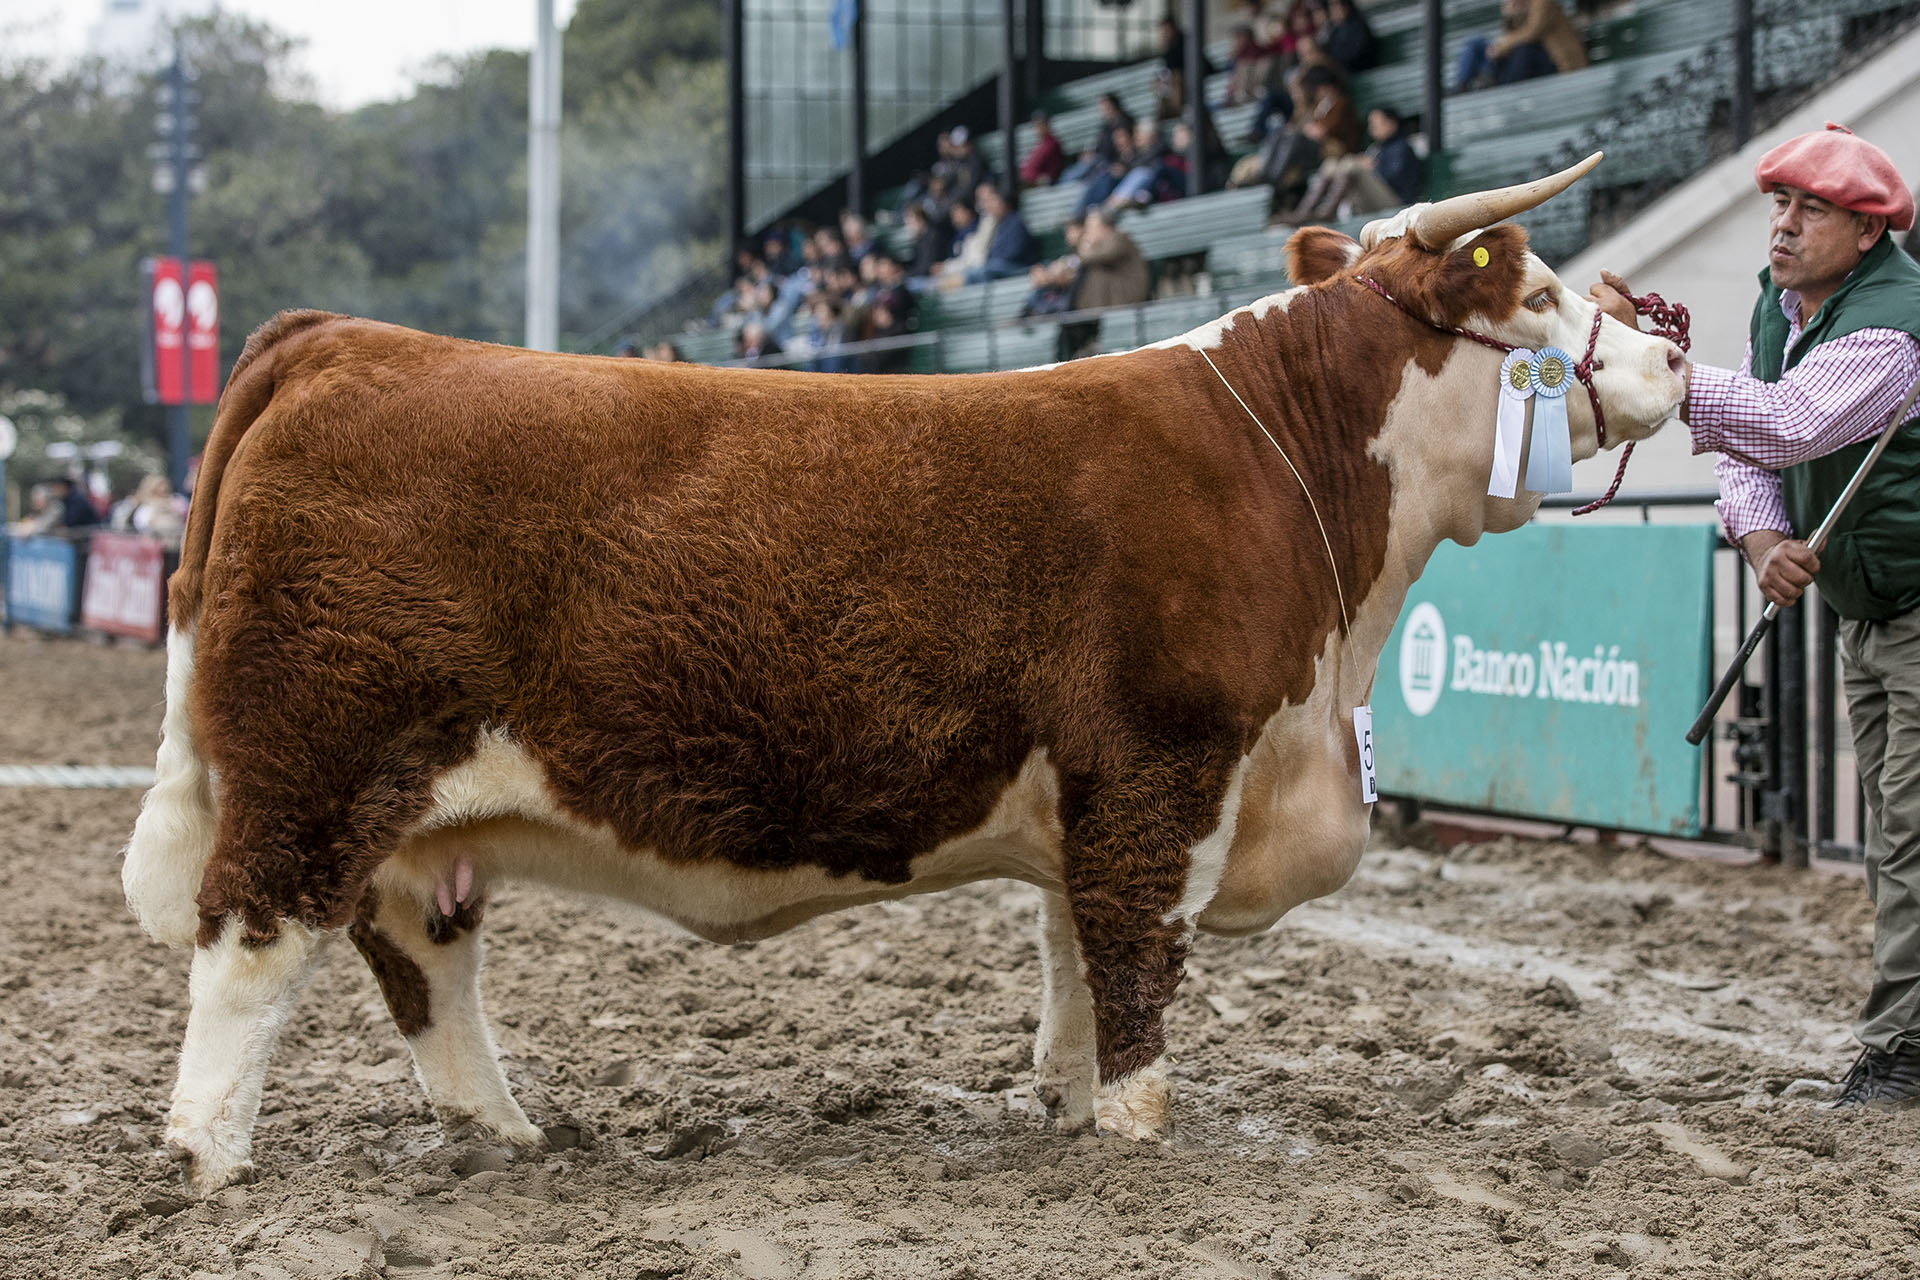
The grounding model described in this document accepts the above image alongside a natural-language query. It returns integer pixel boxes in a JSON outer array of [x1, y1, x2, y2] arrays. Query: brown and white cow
[[123, 155, 1685, 1193]]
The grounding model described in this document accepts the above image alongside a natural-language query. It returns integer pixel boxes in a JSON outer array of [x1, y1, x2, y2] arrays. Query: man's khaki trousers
[[1843, 603, 1920, 1052]]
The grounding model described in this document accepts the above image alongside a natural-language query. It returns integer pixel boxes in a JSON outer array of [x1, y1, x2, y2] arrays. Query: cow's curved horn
[[1405, 151, 1604, 250]]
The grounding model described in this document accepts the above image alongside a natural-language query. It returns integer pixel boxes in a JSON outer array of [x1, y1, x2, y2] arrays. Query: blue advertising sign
[[1374, 523, 1716, 836], [5, 536, 81, 634]]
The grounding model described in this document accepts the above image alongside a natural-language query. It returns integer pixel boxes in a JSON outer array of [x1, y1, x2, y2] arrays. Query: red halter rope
[[1351, 274, 1690, 515]]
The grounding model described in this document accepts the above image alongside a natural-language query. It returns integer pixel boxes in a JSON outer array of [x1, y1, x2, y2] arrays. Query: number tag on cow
[[1352, 705, 1377, 803]]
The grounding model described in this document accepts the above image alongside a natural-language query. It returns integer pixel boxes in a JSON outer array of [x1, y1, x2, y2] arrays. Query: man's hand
[[1586, 270, 1640, 328], [1744, 530, 1820, 608]]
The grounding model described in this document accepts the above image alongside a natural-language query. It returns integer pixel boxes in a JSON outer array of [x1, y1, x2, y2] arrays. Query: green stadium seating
[[1206, 227, 1296, 291], [661, 0, 1909, 370], [917, 279, 1033, 332], [1110, 185, 1273, 262], [921, 321, 1063, 373], [1021, 180, 1087, 233]]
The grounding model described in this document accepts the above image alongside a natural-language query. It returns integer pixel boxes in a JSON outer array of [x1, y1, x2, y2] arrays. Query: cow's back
[[195, 321, 1192, 890]]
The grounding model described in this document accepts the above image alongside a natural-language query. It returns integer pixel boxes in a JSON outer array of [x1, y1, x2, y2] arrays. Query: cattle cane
[[1685, 377, 1920, 746]]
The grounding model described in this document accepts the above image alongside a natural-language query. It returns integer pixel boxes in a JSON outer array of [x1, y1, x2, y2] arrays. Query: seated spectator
[[1154, 14, 1214, 110], [861, 258, 918, 373], [116, 473, 186, 543], [867, 254, 917, 328], [1453, 0, 1586, 92], [929, 199, 983, 286], [1021, 111, 1066, 187], [1073, 208, 1149, 312], [840, 210, 875, 263], [1173, 112, 1231, 192], [1286, 106, 1425, 221], [1106, 118, 1188, 212], [710, 248, 760, 325], [813, 226, 847, 262], [802, 295, 855, 372], [965, 183, 1039, 283], [902, 202, 952, 282], [1075, 123, 1138, 216], [1060, 93, 1136, 185], [1318, 0, 1378, 73], [35, 475, 100, 532], [921, 172, 955, 225], [1231, 66, 1357, 205], [1020, 216, 1086, 317], [1226, 24, 1261, 103], [1250, 25, 1341, 143], [935, 127, 990, 202], [644, 340, 684, 362], [762, 228, 797, 276], [736, 321, 782, 361]]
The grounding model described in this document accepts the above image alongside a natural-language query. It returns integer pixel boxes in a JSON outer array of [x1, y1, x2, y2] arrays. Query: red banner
[[149, 257, 219, 405], [80, 533, 167, 643]]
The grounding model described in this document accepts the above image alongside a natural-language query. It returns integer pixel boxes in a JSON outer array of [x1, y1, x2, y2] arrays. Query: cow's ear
[[1285, 227, 1362, 287]]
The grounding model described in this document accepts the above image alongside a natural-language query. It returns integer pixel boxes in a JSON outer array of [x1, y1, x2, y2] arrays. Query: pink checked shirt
[[1687, 289, 1920, 548]]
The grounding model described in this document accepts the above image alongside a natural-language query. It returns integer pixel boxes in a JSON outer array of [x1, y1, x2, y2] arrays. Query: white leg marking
[[1095, 1057, 1173, 1141], [365, 881, 541, 1145], [1165, 757, 1251, 925], [123, 626, 219, 948], [166, 918, 325, 1194], [1032, 891, 1097, 1134]]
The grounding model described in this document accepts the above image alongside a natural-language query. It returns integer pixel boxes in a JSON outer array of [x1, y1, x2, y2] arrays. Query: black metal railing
[[1539, 488, 1861, 865]]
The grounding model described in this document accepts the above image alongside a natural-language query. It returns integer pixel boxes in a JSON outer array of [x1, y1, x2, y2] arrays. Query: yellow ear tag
[[1472, 246, 1490, 268]]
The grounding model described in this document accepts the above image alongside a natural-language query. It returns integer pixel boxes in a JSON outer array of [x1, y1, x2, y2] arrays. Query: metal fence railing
[[1538, 489, 1861, 865]]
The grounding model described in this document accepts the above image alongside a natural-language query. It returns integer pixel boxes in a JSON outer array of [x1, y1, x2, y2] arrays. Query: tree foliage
[[0, 5, 723, 490]]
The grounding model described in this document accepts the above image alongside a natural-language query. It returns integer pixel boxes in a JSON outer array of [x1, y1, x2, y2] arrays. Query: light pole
[[525, 0, 562, 350], [153, 42, 200, 495]]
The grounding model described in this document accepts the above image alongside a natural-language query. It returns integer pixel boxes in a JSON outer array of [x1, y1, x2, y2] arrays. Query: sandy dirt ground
[[3, 628, 1919, 1279]]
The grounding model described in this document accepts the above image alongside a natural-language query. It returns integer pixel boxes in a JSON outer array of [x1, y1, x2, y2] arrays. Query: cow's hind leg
[[351, 862, 543, 1148], [165, 918, 328, 1193], [1033, 890, 1098, 1133], [1062, 749, 1244, 1141]]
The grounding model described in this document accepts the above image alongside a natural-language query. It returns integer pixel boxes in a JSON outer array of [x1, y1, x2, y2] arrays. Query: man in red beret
[[1594, 124, 1920, 1110]]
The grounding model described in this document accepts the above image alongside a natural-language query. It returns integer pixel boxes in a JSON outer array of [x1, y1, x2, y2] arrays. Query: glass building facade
[[743, 0, 1164, 229]]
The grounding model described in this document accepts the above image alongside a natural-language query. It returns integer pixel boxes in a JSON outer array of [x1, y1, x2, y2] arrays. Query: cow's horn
[[1405, 151, 1604, 250]]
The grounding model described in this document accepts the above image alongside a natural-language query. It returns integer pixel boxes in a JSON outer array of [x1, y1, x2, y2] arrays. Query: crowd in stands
[[699, 208, 922, 371], [670, 1, 1622, 367], [1453, 0, 1588, 92], [1224, 0, 1422, 219], [10, 471, 186, 545]]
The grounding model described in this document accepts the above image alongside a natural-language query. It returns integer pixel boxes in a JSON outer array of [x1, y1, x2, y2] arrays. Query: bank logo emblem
[[1399, 602, 1447, 717]]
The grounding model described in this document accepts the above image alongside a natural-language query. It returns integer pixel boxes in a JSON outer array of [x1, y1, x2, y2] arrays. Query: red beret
[[1754, 122, 1914, 231]]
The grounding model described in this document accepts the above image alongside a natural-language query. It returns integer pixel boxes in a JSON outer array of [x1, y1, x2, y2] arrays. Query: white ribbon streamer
[[1490, 348, 1534, 499]]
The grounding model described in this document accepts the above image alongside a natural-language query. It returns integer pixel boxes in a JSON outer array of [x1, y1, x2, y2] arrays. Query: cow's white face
[[1478, 246, 1688, 460]]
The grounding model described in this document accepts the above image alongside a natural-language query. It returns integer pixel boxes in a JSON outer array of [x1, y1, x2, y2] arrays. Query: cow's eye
[[1523, 289, 1555, 312]]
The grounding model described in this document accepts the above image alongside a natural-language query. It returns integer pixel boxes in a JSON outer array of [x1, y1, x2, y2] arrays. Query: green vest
[[1748, 234, 1920, 621]]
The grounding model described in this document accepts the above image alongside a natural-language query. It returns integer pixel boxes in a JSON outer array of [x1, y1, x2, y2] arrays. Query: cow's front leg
[[166, 917, 328, 1194], [350, 869, 544, 1149], [1032, 890, 1097, 1133], [1062, 749, 1242, 1142]]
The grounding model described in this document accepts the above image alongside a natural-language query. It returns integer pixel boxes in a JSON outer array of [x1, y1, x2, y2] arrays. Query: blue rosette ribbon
[[1523, 345, 1575, 494]]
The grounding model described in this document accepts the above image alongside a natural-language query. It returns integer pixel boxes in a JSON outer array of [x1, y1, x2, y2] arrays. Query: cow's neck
[[1181, 287, 1539, 706]]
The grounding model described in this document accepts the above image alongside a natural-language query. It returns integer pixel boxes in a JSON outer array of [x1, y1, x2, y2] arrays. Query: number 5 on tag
[[1352, 706, 1377, 803]]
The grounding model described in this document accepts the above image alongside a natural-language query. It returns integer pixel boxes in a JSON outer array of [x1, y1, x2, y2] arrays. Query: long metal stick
[[1686, 377, 1920, 745]]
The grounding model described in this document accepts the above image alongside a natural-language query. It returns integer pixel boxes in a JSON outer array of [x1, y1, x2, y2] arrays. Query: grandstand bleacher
[[675, 0, 1917, 376]]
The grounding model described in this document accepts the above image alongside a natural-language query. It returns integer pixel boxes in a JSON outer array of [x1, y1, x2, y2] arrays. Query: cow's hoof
[[165, 1133, 254, 1196], [1094, 1061, 1173, 1142], [1034, 1079, 1095, 1134], [441, 1109, 547, 1149]]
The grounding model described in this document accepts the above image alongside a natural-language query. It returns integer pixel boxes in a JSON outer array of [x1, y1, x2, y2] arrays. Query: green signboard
[[1374, 522, 1715, 836]]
